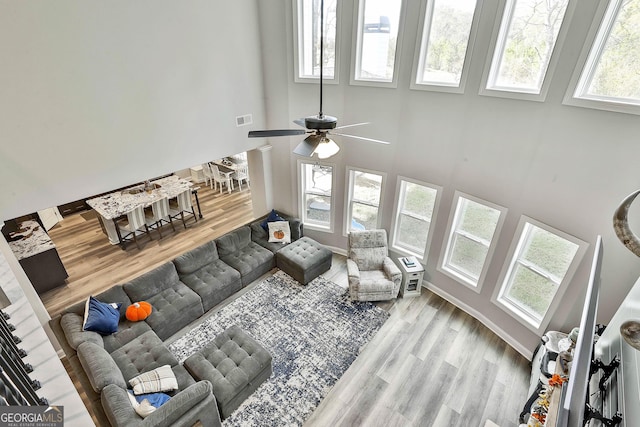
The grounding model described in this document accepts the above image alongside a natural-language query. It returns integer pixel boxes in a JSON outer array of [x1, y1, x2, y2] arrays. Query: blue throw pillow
[[82, 296, 121, 335], [261, 209, 285, 231], [133, 391, 171, 408]]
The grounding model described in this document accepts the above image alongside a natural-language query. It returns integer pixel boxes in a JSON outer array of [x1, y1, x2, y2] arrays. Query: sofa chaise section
[[123, 262, 205, 340], [172, 240, 242, 312]]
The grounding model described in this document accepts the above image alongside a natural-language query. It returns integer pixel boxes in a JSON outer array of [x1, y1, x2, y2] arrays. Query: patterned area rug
[[168, 270, 389, 426]]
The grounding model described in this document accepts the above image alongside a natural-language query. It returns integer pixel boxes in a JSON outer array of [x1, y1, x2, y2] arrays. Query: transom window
[[495, 218, 587, 330], [484, 0, 570, 96], [440, 193, 506, 289], [390, 178, 440, 259], [352, 0, 404, 85], [345, 168, 385, 233], [414, 0, 479, 90], [294, 0, 338, 82], [299, 161, 334, 231], [570, 0, 640, 112]]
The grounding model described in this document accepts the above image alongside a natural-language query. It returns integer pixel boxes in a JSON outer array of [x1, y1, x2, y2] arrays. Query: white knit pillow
[[129, 365, 178, 395]]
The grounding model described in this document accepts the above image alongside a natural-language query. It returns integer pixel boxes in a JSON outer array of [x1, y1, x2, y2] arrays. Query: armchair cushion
[[348, 230, 390, 270]]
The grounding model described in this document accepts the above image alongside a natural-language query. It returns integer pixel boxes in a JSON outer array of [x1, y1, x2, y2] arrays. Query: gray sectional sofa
[[49, 214, 306, 426]]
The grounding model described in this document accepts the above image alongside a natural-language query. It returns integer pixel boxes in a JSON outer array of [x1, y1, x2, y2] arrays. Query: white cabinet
[[398, 256, 424, 297]]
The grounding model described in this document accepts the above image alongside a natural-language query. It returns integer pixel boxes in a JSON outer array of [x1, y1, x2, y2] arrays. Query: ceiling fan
[[248, 0, 390, 159]]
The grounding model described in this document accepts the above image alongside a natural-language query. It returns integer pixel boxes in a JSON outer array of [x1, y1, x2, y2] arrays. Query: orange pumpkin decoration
[[126, 301, 152, 322], [273, 230, 285, 240]]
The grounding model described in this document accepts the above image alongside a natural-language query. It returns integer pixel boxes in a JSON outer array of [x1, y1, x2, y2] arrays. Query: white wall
[[257, 0, 640, 356], [0, 0, 266, 220]]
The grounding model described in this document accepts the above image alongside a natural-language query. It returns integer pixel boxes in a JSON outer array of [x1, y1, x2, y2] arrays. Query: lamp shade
[[314, 137, 340, 159]]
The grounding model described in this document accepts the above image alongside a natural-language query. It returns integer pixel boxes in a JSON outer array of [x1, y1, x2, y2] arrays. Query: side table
[[398, 256, 424, 297]]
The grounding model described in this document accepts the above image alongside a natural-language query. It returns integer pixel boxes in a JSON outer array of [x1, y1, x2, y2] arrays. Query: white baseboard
[[423, 280, 534, 360], [325, 245, 347, 256]]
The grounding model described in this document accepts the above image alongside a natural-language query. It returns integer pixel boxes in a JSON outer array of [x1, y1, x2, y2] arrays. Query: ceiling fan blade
[[248, 129, 307, 138], [334, 122, 370, 130], [293, 134, 322, 157], [331, 132, 391, 145], [293, 118, 306, 128]]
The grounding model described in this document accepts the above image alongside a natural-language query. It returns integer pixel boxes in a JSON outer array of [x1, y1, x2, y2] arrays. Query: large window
[[495, 218, 587, 330], [390, 178, 440, 259], [294, 0, 339, 82], [345, 168, 385, 233], [483, 0, 570, 97], [567, 0, 640, 114], [413, 0, 479, 91], [440, 193, 506, 289], [352, 0, 404, 85], [299, 161, 334, 231]]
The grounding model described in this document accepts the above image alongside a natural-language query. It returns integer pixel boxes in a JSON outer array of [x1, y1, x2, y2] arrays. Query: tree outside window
[[487, 0, 569, 93], [347, 169, 384, 232], [296, 0, 337, 80]]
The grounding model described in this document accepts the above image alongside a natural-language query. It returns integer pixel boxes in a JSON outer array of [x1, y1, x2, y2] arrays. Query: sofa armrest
[[346, 259, 360, 287], [102, 381, 220, 427], [383, 257, 402, 286]]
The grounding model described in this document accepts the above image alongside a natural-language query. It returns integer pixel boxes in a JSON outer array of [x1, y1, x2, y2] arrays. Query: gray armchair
[[346, 229, 402, 301]]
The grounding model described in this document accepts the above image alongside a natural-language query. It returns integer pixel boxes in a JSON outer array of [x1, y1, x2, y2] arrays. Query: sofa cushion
[[250, 216, 303, 253], [123, 262, 182, 302], [260, 209, 285, 231], [215, 227, 252, 258], [77, 341, 127, 392], [103, 320, 153, 354], [66, 286, 131, 321], [219, 242, 275, 286], [173, 241, 219, 276], [122, 262, 204, 340], [83, 296, 121, 335], [110, 330, 178, 383], [180, 259, 242, 312]]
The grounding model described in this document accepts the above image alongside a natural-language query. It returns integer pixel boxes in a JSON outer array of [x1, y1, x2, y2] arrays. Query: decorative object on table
[[346, 229, 402, 301], [168, 270, 389, 427], [620, 320, 640, 351], [126, 302, 153, 322]]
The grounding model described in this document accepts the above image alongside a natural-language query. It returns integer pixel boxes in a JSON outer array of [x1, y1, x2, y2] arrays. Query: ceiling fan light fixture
[[314, 137, 340, 159]]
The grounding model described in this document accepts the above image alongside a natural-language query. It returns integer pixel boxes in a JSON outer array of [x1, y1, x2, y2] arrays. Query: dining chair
[[145, 197, 175, 239], [202, 163, 215, 190], [169, 189, 197, 229], [211, 164, 233, 194], [116, 205, 151, 250], [233, 164, 250, 191]]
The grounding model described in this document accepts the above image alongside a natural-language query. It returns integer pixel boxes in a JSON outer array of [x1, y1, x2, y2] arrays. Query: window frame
[[298, 159, 336, 233], [563, 0, 640, 115], [350, 0, 406, 88], [292, 0, 341, 84], [410, 0, 484, 93], [389, 176, 442, 261], [438, 191, 507, 291], [492, 216, 589, 333], [479, 0, 576, 102], [344, 166, 386, 236]]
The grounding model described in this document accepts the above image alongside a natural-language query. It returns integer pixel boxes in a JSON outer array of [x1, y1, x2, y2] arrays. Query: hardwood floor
[[41, 182, 531, 427], [42, 182, 255, 318]]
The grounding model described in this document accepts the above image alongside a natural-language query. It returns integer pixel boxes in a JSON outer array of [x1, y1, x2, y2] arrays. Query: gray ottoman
[[276, 236, 332, 284], [183, 325, 272, 419]]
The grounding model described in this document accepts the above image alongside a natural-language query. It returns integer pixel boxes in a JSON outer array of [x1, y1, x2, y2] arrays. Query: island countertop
[[86, 175, 193, 220], [7, 220, 56, 261]]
